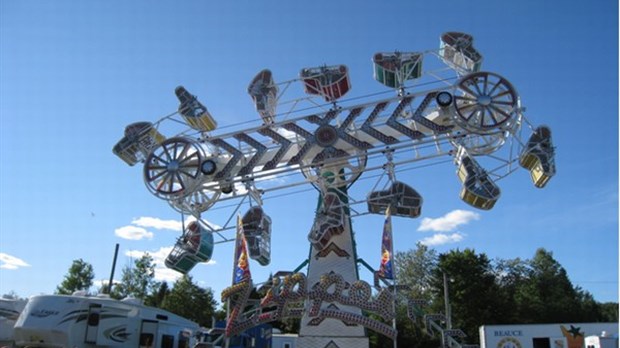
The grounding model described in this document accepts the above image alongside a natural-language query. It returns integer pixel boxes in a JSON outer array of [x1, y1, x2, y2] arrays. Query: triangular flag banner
[[233, 215, 251, 284], [378, 205, 394, 279]]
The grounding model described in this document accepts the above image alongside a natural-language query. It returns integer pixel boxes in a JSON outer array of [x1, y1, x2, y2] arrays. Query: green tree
[[598, 302, 619, 322], [145, 281, 170, 308], [493, 257, 529, 324], [389, 242, 440, 348], [431, 249, 504, 343], [55, 259, 95, 295], [395, 242, 438, 301], [161, 274, 217, 327], [514, 248, 581, 323], [111, 253, 160, 301]]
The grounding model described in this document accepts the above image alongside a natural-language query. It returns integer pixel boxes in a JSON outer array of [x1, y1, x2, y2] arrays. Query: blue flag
[[233, 215, 251, 284]]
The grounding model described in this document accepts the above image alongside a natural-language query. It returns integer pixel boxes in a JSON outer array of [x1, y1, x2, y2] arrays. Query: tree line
[[24, 245, 617, 347], [369, 244, 618, 348]]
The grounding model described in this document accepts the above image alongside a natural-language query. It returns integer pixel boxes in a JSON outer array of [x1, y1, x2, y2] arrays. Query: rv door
[[84, 304, 102, 344], [140, 320, 158, 348]]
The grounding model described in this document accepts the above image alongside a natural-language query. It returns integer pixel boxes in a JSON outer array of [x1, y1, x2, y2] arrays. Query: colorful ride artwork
[[113, 32, 555, 348]]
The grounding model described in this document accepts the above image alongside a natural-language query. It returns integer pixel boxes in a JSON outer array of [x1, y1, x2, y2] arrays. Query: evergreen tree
[[598, 302, 619, 322], [493, 257, 529, 324], [514, 248, 581, 323], [431, 249, 504, 342], [161, 274, 217, 327], [145, 281, 170, 308]]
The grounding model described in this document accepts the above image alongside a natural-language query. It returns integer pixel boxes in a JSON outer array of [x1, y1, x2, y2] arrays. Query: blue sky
[[1, 0, 618, 306]]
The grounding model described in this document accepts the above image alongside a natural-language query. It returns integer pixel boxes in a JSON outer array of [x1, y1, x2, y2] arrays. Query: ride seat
[[113, 122, 165, 166], [367, 181, 423, 218], [519, 126, 556, 188], [439, 32, 483, 73], [300, 65, 351, 102], [248, 69, 278, 124], [456, 153, 500, 210], [175, 86, 217, 132], [373, 52, 423, 88], [242, 206, 272, 266], [165, 245, 199, 274]]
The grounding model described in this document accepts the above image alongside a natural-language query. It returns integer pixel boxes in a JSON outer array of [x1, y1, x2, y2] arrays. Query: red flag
[[378, 205, 394, 279]]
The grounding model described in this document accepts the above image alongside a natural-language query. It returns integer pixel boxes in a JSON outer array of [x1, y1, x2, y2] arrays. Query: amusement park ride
[[113, 32, 555, 348]]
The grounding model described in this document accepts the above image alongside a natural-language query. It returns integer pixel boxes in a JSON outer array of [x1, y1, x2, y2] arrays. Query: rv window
[[161, 334, 174, 348], [140, 333, 154, 347], [87, 312, 100, 326], [533, 338, 551, 348], [178, 337, 189, 348]]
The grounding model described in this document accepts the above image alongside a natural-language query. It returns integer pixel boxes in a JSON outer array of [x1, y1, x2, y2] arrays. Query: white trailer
[[271, 333, 298, 348], [13, 294, 206, 348], [480, 323, 618, 348], [0, 297, 27, 347], [585, 335, 619, 348]]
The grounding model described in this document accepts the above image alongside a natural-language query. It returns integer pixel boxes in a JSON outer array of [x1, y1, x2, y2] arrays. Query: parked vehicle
[[0, 296, 27, 347], [480, 323, 618, 348], [13, 293, 206, 348]]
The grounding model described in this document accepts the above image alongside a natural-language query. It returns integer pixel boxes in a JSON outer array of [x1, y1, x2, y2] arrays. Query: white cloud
[[124, 247, 216, 283], [129, 216, 221, 233], [0, 253, 30, 270], [418, 209, 480, 232], [420, 233, 464, 246], [131, 217, 182, 231], [114, 226, 154, 240]]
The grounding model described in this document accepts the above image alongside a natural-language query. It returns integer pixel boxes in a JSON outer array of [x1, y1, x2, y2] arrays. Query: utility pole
[[443, 272, 452, 330]]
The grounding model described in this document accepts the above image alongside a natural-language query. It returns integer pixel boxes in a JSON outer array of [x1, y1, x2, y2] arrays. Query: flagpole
[[393, 278, 397, 348], [225, 214, 243, 348], [388, 205, 397, 348], [379, 204, 398, 348]]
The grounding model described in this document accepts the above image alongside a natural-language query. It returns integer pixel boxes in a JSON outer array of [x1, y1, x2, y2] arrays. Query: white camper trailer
[[480, 323, 618, 348], [13, 294, 206, 348], [585, 334, 619, 348], [0, 297, 27, 346]]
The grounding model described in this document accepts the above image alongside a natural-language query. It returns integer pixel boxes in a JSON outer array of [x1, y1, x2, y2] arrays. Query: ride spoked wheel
[[454, 72, 519, 134], [302, 151, 368, 191], [144, 137, 204, 200], [169, 183, 222, 215]]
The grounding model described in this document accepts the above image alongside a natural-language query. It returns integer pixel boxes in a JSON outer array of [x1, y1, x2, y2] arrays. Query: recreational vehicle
[[13, 293, 206, 348], [585, 334, 619, 348], [0, 297, 27, 346], [480, 323, 618, 348]]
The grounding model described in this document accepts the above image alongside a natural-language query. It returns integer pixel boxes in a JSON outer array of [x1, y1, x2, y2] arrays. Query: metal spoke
[[487, 78, 502, 96], [484, 106, 500, 125], [488, 104, 512, 120], [457, 102, 477, 112], [458, 83, 479, 98], [455, 72, 518, 133], [472, 77, 483, 95], [149, 169, 168, 182], [174, 172, 185, 190], [491, 100, 514, 106], [455, 95, 477, 102], [492, 90, 512, 100], [144, 137, 205, 199], [466, 109, 477, 121]]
